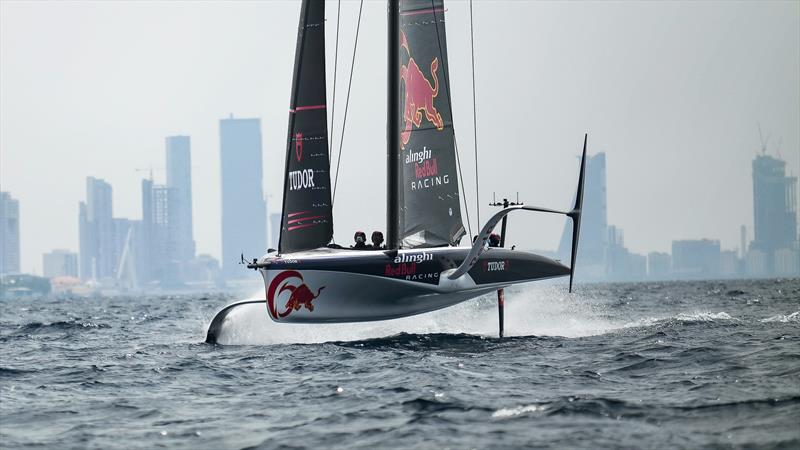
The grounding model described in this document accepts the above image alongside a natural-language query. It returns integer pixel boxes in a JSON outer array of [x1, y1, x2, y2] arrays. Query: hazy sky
[[1, 0, 798, 274]]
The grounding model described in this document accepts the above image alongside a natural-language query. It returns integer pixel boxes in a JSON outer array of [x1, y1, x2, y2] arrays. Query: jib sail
[[393, 0, 465, 248], [279, 0, 333, 254]]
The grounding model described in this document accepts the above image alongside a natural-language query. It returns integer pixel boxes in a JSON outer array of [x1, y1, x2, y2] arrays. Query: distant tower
[[43, 250, 79, 278], [751, 154, 798, 272], [740, 225, 747, 259], [79, 177, 114, 280], [78, 202, 93, 279], [219, 115, 267, 279], [558, 153, 608, 275], [165, 136, 196, 261], [141, 177, 181, 286], [140, 178, 155, 282], [0, 192, 21, 274]]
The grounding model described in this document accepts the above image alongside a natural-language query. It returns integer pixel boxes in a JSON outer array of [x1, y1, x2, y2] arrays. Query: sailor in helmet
[[352, 231, 368, 249], [371, 231, 385, 250]]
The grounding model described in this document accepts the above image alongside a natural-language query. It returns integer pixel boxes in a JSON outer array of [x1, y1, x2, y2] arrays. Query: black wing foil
[[396, 0, 465, 248], [279, 0, 333, 254]]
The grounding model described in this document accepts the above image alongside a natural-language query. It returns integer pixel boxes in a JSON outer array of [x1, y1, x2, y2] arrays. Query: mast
[[387, 0, 400, 249]]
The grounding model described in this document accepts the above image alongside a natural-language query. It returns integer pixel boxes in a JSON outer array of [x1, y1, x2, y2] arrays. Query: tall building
[[43, 250, 78, 278], [751, 154, 798, 272], [220, 115, 267, 279], [719, 250, 739, 277], [79, 177, 114, 280], [165, 136, 195, 261], [140, 178, 182, 286], [739, 225, 747, 259], [647, 252, 671, 279], [672, 239, 721, 278], [558, 153, 608, 278], [78, 202, 93, 279], [0, 192, 21, 274], [140, 178, 154, 282]]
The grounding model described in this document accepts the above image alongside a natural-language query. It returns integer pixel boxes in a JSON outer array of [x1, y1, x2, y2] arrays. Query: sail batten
[[279, 0, 333, 254], [392, 0, 465, 248]]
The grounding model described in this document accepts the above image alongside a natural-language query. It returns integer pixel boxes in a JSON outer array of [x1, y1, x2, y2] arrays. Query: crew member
[[352, 231, 368, 249], [371, 231, 385, 250], [488, 233, 501, 247]]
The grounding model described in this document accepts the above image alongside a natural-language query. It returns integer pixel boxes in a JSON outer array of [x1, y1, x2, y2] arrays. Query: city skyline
[[1, 1, 798, 274], [2, 122, 798, 278], [3, 143, 796, 281]]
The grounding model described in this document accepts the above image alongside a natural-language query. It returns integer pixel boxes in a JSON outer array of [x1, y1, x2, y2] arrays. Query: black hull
[[206, 247, 568, 343]]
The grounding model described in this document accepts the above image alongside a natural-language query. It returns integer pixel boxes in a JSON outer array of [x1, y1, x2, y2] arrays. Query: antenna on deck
[[489, 196, 523, 248]]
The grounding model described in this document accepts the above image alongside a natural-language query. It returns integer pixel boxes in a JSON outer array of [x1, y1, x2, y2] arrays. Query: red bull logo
[[266, 270, 325, 320], [399, 30, 444, 149], [295, 132, 303, 162]]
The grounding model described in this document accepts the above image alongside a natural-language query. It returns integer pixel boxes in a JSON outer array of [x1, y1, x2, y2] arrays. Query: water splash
[[761, 311, 800, 323], [492, 403, 548, 418], [623, 311, 738, 328]]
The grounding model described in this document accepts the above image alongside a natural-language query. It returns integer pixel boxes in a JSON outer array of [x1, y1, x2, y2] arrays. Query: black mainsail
[[390, 0, 465, 248], [279, 0, 334, 254]]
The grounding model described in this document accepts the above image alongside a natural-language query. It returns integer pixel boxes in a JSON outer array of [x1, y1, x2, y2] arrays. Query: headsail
[[279, 0, 333, 254], [391, 0, 465, 248]]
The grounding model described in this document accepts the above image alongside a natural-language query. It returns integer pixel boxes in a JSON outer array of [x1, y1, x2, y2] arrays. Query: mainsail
[[392, 0, 465, 248], [279, 0, 333, 254]]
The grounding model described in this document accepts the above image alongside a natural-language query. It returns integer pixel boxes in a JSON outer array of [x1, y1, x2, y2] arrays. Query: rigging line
[[453, 139, 472, 239], [329, 0, 342, 159], [430, 1, 472, 238], [469, 0, 480, 227], [331, 0, 363, 206]]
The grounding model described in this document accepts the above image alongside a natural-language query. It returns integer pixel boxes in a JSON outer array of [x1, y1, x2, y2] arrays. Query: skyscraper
[[672, 239, 721, 278], [43, 250, 78, 278], [220, 115, 267, 278], [79, 177, 114, 280], [165, 136, 195, 261], [140, 178, 182, 286], [140, 178, 154, 282], [751, 154, 798, 272], [0, 192, 21, 274], [78, 202, 93, 279]]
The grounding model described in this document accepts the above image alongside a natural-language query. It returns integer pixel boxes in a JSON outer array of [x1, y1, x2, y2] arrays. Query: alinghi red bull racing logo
[[267, 270, 325, 320], [399, 30, 444, 149]]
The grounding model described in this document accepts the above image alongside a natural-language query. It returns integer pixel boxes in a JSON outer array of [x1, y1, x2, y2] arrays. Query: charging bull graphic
[[267, 270, 325, 320], [400, 30, 444, 149]]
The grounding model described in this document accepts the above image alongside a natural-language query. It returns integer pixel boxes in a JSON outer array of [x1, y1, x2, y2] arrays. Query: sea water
[[1, 279, 798, 449]]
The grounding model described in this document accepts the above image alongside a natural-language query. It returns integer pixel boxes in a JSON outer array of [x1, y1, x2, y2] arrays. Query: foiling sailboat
[[206, 0, 587, 344]]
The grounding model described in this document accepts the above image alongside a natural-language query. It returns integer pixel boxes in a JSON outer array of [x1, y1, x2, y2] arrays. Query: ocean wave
[[10, 320, 110, 335], [0, 366, 35, 378], [761, 312, 800, 323], [623, 312, 737, 329], [492, 403, 548, 418]]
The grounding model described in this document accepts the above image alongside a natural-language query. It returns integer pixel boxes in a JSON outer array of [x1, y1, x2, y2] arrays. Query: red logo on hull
[[399, 31, 444, 149], [267, 270, 325, 319]]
